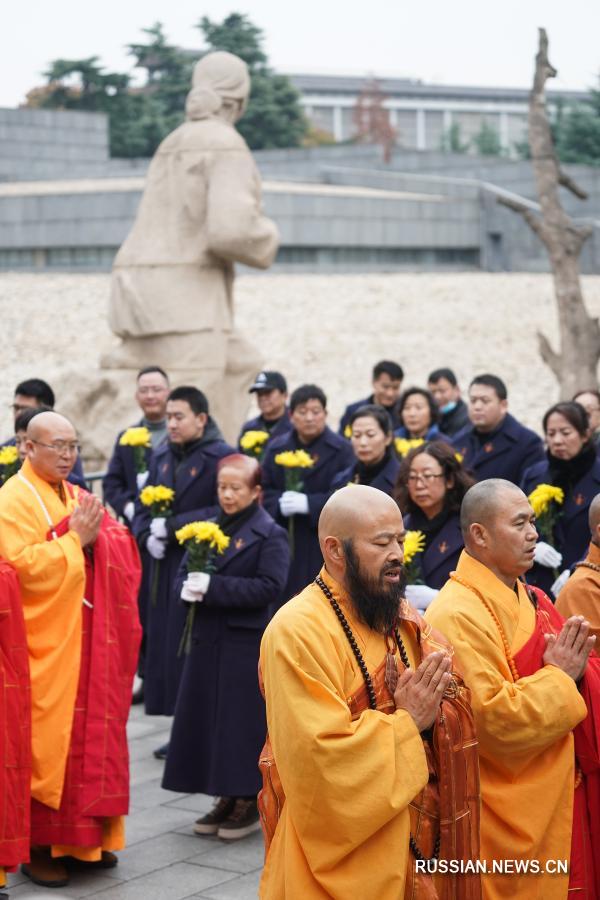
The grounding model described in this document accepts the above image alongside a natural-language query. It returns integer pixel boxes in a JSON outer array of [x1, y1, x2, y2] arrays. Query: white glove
[[405, 584, 438, 612], [181, 571, 210, 603], [136, 471, 149, 491], [147, 535, 166, 560], [279, 491, 309, 516], [551, 568, 571, 597], [150, 517, 168, 539], [123, 501, 135, 522], [534, 541, 563, 569]]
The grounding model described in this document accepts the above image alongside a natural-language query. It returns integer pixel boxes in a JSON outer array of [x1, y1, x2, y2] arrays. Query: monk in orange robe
[[556, 493, 600, 643], [426, 478, 600, 900], [0, 412, 142, 889], [0, 561, 30, 897], [259, 485, 481, 899]]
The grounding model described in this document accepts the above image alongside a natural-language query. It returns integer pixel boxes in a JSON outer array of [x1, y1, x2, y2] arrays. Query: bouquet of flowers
[[394, 437, 425, 458], [528, 484, 564, 576], [176, 521, 230, 655], [274, 449, 315, 555], [239, 429, 270, 461], [140, 484, 175, 604], [403, 530, 426, 585], [0, 445, 21, 483], [119, 426, 151, 475]]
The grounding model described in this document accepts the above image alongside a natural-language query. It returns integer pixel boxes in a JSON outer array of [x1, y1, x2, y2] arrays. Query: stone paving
[[6, 706, 263, 899]]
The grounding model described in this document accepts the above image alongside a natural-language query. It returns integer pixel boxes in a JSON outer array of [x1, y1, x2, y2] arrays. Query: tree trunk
[[497, 28, 599, 397]]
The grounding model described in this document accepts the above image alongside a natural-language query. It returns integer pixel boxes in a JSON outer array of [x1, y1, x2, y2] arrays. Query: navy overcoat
[[404, 512, 464, 590], [453, 413, 544, 485]]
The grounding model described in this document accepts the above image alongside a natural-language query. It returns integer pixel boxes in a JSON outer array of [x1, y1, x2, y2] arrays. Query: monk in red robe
[[0, 412, 142, 889]]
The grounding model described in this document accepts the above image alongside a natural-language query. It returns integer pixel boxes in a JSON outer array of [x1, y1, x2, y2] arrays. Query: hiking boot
[[22, 846, 70, 888], [194, 796, 235, 835], [217, 798, 260, 841]]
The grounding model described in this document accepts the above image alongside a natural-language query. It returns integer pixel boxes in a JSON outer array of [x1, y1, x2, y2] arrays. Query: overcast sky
[[2, 0, 599, 107]]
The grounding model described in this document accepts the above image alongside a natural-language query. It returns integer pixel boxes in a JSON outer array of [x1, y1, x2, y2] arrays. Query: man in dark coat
[[133, 386, 235, 728], [338, 360, 404, 434], [238, 370, 292, 446], [427, 367, 470, 437], [163, 454, 290, 840], [263, 384, 354, 599], [452, 373, 544, 485]]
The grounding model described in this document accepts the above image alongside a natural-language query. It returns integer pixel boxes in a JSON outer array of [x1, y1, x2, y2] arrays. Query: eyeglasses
[[31, 439, 80, 456], [407, 472, 445, 484]]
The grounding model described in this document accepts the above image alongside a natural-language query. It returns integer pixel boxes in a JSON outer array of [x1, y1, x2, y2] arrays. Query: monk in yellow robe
[[426, 478, 596, 900], [0, 412, 142, 889], [259, 485, 481, 899], [556, 493, 600, 643]]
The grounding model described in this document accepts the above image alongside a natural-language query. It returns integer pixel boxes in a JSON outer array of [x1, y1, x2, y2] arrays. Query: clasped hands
[[181, 571, 211, 603], [543, 615, 596, 682], [279, 491, 309, 516], [69, 492, 103, 547], [392, 651, 452, 732]]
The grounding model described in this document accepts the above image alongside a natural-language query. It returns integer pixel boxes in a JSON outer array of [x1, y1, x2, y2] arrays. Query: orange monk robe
[[556, 541, 600, 644], [259, 567, 429, 900], [425, 551, 587, 900], [0, 458, 123, 859]]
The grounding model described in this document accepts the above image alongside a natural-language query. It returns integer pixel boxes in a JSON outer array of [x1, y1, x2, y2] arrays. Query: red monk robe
[[0, 561, 31, 887], [515, 586, 600, 898]]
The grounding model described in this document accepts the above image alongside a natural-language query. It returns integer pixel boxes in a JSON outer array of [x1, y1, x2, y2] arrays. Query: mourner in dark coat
[[238, 370, 292, 447], [338, 360, 403, 434], [452, 373, 544, 485], [394, 387, 451, 447], [521, 401, 600, 596], [394, 440, 474, 611], [133, 386, 234, 717], [427, 367, 470, 437], [331, 404, 400, 495], [163, 454, 290, 841], [263, 384, 354, 599]]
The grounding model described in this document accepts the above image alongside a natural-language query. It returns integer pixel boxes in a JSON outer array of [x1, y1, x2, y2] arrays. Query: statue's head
[[186, 51, 251, 124]]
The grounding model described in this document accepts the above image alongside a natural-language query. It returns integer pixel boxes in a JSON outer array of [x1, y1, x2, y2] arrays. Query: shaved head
[[27, 410, 75, 442], [318, 484, 400, 549], [25, 411, 78, 485], [460, 478, 525, 539], [589, 494, 600, 535]]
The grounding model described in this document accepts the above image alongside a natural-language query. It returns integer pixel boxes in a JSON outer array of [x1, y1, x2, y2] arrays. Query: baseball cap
[[249, 371, 287, 393]]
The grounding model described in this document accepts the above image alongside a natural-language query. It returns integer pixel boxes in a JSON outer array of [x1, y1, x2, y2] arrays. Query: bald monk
[[259, 485, 481, 899], [556, 493, 600, 642], [0, 412, 142, 889], [426, 478, 600, 899]]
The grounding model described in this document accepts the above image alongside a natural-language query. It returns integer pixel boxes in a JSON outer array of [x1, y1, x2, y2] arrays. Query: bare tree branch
[[537, 331, 561, 378], [496, 194, 547, 241], [558, 169, 589, 200]]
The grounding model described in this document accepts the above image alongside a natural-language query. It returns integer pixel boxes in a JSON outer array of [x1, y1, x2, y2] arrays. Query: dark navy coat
[[132, 437, 235, 715], [404, 512, 464, 590], [103, 419, 162, 523], [262, 427, 354, 599], [339, 396, 401, 434], [453, 413, 545, 485], [162, 505, 290, 797], [238, 411, 292, 446], [331, 452, 400, 496], [394, 424, 450, 444], [439, 399, 470, 437], [521, 458, 600, 593]]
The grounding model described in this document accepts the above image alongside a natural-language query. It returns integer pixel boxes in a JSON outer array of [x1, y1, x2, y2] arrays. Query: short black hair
[[137, 366, 169, 383], [373, 360, 404, 382], [349, 403, 393, 436], [14, 378, 54, 408], [428, 367, 458, 387], [15, 407, 50, 432], [290, 384, 327, 412], [543, 401, 590, 437], [469, 374, 507, 401], [397, 387, 439, 426], [168, 386, 209, 415]]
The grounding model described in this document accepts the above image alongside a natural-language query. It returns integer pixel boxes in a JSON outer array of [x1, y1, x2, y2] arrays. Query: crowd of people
[[1, 361, 600, 897]]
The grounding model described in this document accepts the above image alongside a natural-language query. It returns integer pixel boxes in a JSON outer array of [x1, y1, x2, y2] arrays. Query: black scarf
[[351, 447, 392, 486], [408, 504, 452, 551], [547, 441, 596, 491], [218, 500, 259, 537]]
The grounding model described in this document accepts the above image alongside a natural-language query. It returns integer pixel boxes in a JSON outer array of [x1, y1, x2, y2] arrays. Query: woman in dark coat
[[394, 387, 450, 444], [394, 440, 474, 612], [331, 404, 400, 495], [162, 454, 290, 841], [521, 401, 600, 597]]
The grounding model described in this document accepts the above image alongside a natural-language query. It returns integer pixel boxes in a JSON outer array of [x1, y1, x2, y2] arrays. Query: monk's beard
[[343, 539, 406, 635]]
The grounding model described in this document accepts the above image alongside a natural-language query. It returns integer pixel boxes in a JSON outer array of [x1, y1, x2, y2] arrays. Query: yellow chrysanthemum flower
[[119, 426, 151, 448], [0, 446, 19, 466], [139, 484, 175, 507], [454, 452, 464, 464], [344, 425, 352, 439], [239, 430, 270, 452], [394, 437, 425, 458], [274, 450, 315, 469], [527, 484, 565, 518], [175, 520, 230, 553], [403, 530, 426, 564]]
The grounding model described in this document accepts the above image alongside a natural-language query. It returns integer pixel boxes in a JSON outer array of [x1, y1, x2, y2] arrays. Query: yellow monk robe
[[556, 541, 600, 644], [259, 567, 429, 900], [0, 458, 123, 860], [425, 551, 587, 900]]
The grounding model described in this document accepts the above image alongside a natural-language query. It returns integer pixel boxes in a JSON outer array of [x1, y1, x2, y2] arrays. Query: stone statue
[[101, 50, 279, 440]]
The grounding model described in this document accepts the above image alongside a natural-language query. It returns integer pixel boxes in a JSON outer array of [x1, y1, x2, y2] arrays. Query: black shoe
[[194, 796, 235, 835], [153, 742, 169, 760], [62, 851, 118, 870], [22, 846, 70, 888], [217, 798, 261, 841], [131, 679, 144, 705]]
